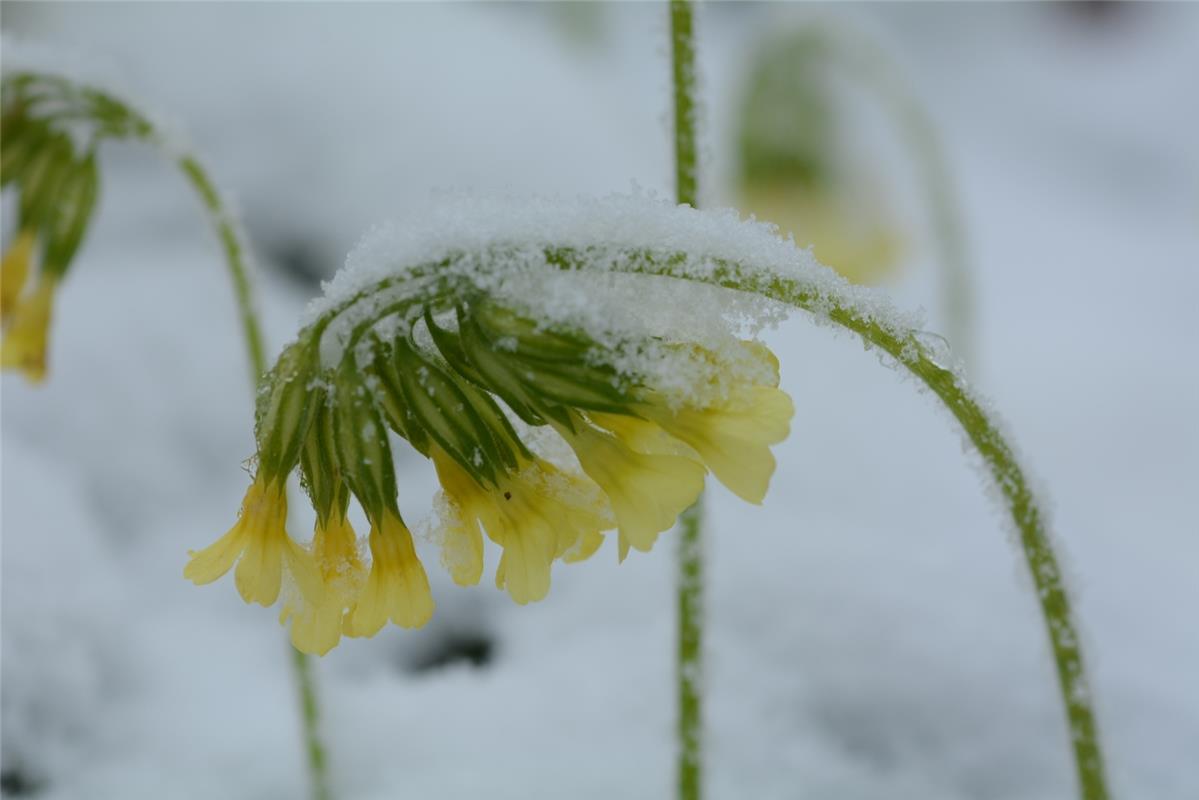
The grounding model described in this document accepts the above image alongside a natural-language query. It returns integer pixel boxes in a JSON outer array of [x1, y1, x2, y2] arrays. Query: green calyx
[[254, 294, 661, 523]]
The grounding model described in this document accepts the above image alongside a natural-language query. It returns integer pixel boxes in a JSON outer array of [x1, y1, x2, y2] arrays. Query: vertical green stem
[[676, 500, 704, 800], [671, 0, 698, 210], [670, 3, 703, 799], [290, 646, 332, 800], [177, 155, 333, 800]]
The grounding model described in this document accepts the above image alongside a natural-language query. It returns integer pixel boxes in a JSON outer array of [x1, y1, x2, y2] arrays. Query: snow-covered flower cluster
[[186, 280, 793, 655]]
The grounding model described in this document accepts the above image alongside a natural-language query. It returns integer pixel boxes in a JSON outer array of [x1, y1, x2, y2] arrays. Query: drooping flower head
[[187, 239, 795, 654], [1, 73, 133, 382]]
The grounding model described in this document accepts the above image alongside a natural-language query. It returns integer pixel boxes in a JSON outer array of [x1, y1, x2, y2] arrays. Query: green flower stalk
[[0, 68, 333, 800], [670, 2, 705, 799]]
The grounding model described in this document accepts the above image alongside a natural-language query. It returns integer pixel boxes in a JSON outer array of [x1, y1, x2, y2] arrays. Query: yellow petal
[[183, 523, 249, 585], [285, 598, 346, 656], [312, 511, 366, 590], [434, 445, 608, 602], [282, 512, 363, 655], [557, 418, 705, 558], [1, 278, 55, 384], [234, 511, 284, 606], [587, 411, 696, 458], [431, 448, 486, 586], [217, 475, 290, 606], [490, 495, 556, 605], [440, 514, 485, 587], [184, 475, 282, 588], [348, 511, 434, 636], [644, 385, 793, 504], [561, 529, 604, 564], [0, 229, 36, 319], [282, 538, 324, 608]]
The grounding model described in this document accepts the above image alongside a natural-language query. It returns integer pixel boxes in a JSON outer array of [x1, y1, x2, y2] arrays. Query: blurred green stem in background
[[823, 22, 977, 365], [670, 2, 704, 799], [178, 153, 333, 800]]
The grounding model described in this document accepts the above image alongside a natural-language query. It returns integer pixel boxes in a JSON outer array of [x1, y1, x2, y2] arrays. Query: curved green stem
[[819, 296, 1106, 800], [670, 3, 704, 799], [177, 156, 268, 382], [176, 153, 333, 800], [633, 253, 1106, 800]]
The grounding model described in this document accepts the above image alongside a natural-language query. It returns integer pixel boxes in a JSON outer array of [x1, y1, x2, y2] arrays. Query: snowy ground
[[2, 3, 1197, 799]]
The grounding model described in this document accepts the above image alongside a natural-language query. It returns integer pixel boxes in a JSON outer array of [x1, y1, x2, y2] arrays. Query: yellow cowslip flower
[[346, 509, 434, 637], [552, 413, 706, 562], [1, 276, 56, 383], [432, 444, 610, 605], [1, 229, 36, 319], [184, 473, 321, 609], [637, 384, 794, 505], [280, 510, 365, 656]]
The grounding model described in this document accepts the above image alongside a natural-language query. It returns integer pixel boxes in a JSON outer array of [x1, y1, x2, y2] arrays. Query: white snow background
[[1, 3, 1196, 799]]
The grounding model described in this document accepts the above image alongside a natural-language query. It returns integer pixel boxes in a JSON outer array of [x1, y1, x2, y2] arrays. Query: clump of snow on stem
[[307, 191, 922, 404]]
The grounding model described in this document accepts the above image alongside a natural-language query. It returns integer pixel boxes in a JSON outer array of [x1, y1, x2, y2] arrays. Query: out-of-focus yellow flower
[[184, 473, 321, 609], [742, 183, 903, 286], [1, 229, 36, 319], [1, 277, 56, 384], [280, 510, 365, 656], [554, 413, 706, 562], [347, 509, 434, 637], [432, 444, 610, 604]]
